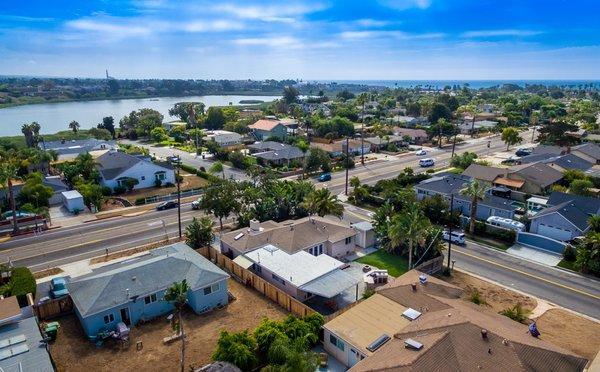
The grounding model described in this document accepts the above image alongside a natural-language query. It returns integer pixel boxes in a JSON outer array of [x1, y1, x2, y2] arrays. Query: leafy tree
[[304, 148, 330, 175], [186, 217, 214, 249], [75, 181, 104, 211], [283, 86, 300, 104], [229, 151, 250, 170], [388, 201, 430, 269], [450, 151, 478, 170], [75, 152, 97, 180], [199, 180, 240, 230], [588, 215, 600, 233], [69, 120, 80, 133], [570, 179, 593, 196], [0, 160, 20, 234], [301, 188, 344, 218], [563, 169, 588, 185], [222, 106, 240, 123], [460, 179, 485, 234], [21, 122, 41, 148], [536, 120, 579, 147], [426, 118, 457, 147], [501, 127, 522, 150], [204, 107, 226, 130], [336, 89, 355, 101], [169, 102, 205, 122], [420, 194, 450, 225], [150, 126, 169, 142], [97, 116, 116, 139], [212, 330, 258, 371], [88, 127, 112, 140], [164, 280, 190, 372], [119, 108, 163, 137], [170, 126, 187, 143], [576, 232, 600, 275], [406, 101, 421, 117], [427, 103, 452, 124], [17, 172, 53, 208], [209, 161, 225, 179], [313, 116, 355, 138]]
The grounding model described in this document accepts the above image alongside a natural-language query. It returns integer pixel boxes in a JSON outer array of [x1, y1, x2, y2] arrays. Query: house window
[[155, 171, 166, 181], [141, 176, 146, 181], [318, 244, 323, 255], [103, 313, 115, 324], [272, 274, 286, 286], [254, 264, 262, 273], [329, 334, 345, 351], [345, 237, 352, 245], [144, 293, 157, 305], [203, 283, 220, 295]]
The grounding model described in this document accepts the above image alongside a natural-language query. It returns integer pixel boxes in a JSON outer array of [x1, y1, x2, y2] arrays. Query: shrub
[[470, 290, 486, 305], [500, 303, 530, 323], [175, 174, 183, 183], [154, 178, 162, 187], [362, 288, 375, 299], [9, 267, 36, 306], [180, 163, 197, 174], [101, 186, 112, 196], [135, 198, 146, 206], [563, 245, 577, 262], [113, 185, 126, 195], [426, 169, 435, 174]]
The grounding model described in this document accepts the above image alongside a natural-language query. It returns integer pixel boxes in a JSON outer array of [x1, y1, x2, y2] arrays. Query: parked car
[[318, 173, 332, 182], [191, 198, 201, 210], [2, 211, 35, 220], [515, 148, 532, 157], [156, 201, 178, 210], [419, 158, 435, 167], [442, 231, 466, 245], [50, 277, 69, 298], [486, 216, 525, 232], [415, 149, 427, 156]]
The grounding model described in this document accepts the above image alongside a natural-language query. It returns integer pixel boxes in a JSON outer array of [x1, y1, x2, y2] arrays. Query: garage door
[[537, 224, 572, 241]]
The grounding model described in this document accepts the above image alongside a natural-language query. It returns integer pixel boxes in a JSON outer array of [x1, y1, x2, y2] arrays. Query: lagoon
[[0, 95, 280, 136]]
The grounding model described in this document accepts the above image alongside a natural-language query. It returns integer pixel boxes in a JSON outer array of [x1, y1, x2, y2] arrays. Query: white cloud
[[0, 14, 55, 22], [214, 3, 327, 22], [66, 19, 152, 37], [379, 0, 432, 10], [234, 36, 301, 47], [180, 20, 244, 32], [340, 30, 444, 40], [354, 19, 391, 27], [461, 29, 543, 38]]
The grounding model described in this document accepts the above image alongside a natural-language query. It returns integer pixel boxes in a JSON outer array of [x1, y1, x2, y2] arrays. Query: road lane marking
[[454, 249, 600, 300]]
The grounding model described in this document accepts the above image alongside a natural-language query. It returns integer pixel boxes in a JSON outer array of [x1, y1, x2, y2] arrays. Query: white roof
[[244, 244, 345, 287], [527, 196, 548, 205], [61, 190, 83, 200], [353, 221, 373, 232]]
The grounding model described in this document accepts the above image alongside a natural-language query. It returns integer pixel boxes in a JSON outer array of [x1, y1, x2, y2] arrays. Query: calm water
[[0, 95, 280, 136], [324, 80, 600, 89]]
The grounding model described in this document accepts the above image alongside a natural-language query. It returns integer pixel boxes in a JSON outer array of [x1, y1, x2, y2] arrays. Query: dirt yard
[[444, 270, 537, 313], [535, 309, 600, 361], [51, 279, 287, 372]]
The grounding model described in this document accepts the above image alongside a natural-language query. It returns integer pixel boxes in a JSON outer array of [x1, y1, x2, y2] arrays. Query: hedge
[[8, 267, 36, 307]]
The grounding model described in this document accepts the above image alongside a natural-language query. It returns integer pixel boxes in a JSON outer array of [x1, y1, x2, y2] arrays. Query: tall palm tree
[[301, 188, 344, 218], [69, 120, 80, 133], [0, 161, 20, 235], [460, 179, 485, 235], [388, 202, 430, 269], [165, 280, 190, 372]]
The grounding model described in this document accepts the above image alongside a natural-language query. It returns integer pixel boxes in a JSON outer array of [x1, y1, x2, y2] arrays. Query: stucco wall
[[101, 161, 175, 190]]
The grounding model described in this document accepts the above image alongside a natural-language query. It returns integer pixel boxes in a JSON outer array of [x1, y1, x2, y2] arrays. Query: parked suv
[[442, 231, 466, 245]]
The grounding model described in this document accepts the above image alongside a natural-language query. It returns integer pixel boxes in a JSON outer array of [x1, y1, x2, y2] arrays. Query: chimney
[[126, 288, 130, 298], [481, 329, 488, 339], [411, 283, 417, 292], [249, 219, 260, 232]]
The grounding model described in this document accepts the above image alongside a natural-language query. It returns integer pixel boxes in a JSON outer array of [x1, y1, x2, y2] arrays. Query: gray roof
[[363, 135, 404, 145], [510, 163, 563, 188], [518, 153, 558, 164], [249, 142, 305, 161], [531, 201, 590, 232], [43, 176, 68, 192], [96, 150, 172, 180], [547, 154, 592, 171], [415, 174, 471, 195], [67, 243, 229, 317], [547, 191, 600, 216], [532, 145, 566, 155], [0, 317, 53, 372], [41, 139, 116, 155], [453, 194, 516, 212], [298, 269, 360, 298], [462, 164, 506, 183], [573, 142, 600, 160]]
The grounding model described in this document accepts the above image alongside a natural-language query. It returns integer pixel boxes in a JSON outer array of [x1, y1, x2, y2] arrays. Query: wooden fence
[[199, 246, 318, 319], [414, 255, 444, 275], [34, 296, 74, 320]]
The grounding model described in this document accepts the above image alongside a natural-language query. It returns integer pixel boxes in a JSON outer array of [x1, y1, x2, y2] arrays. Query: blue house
[[67, 242, 229, 338], [248, 119, 288, 140]]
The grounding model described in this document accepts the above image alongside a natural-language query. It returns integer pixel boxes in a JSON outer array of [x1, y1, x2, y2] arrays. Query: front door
[[120, 307, 131, 325]]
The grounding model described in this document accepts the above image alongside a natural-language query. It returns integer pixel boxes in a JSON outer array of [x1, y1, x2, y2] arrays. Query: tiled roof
[[573, 142, 600, 160], [509, 163, 563, 188], [249, 119, 283, 131], [462, 164, 506, 183], [415, 174, 471, 195]]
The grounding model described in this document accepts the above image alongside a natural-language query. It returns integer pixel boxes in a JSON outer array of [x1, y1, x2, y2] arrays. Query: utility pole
[[344, 137, 350, 195], [175, 155, 182, 239], [451, 132, 457, 158], [447, 194, 454, 270], [361, 100, 365, 165]]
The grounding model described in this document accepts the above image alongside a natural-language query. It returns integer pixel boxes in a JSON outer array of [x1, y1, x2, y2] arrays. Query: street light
[[344, 137, 350, 195], [148, 219, 168, 242]]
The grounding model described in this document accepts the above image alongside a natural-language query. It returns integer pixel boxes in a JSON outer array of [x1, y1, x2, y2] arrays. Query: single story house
[[248, 119, 288, 140], [238, 244, 359, 301], [531, 145, 568, 156], [67, 242, 229, 337], [311, 139, 371, 157], [0, 296, 54, 372], [162, 120, 187, 131], [0, 175, 68, 207], [462, 164, 506, 186], [96, 150, 175, 191], [529, 192, 600, 241], [323, 270, 587, 371], [40, 139, 117, 159], [415, 174, 516, 220], [221, 217, 357, 259], [247, 141, 305, 166], [363, 135, 404, 151], [545, 154, 593, 172], [393, 128, 428, 145], [572, 142, 600, 164], [352, 221, 375, 249], [204, 130, 243, 147], [457, 120, 497, 134], [390, 116, 425, 127], [493, 163, 563, 195], [61, 190, 85, 213]]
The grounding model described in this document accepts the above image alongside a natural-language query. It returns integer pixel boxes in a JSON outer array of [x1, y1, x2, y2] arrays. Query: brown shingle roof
[[220, 217, 355, 254], [462, 164, 507, 183], [248, 119, 283, 131], [0, 296, 20, 322]]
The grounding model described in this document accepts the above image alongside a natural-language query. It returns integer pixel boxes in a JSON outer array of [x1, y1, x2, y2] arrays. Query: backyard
[[355, 250, 409, 277], [51, 279, 287, 372]]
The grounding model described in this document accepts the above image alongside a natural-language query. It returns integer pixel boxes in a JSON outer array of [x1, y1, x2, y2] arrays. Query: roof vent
[[481, 329, 488, 339], [234, 233, 244, 241], [404, 338, 423, 350], [367, 334, 390, 352], [419, 275, 428, 285], [132, 276, 136, 281], [402, 308, 422, 321]]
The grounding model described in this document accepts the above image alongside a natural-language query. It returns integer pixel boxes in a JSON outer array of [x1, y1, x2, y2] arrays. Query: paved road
[[343, 202, 600, 319]]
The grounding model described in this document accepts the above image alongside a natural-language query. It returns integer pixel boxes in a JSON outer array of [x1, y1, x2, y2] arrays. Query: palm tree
[[209, 161, 225, 179], [75, 152, 96, 180], [388, 202, 430, 269], [0, 161, 20, 235], [69, 120, 80, 133], [301, 188, 344, 218], [165, 280, 190, 372], [185, 217, 214, 249], [460, 179, 485, 235]]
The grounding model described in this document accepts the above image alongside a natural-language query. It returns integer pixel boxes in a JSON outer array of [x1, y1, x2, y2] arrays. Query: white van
[[442, 231, 466, 245], [486, 216, 525, 232], [419, 158, 435, 167]]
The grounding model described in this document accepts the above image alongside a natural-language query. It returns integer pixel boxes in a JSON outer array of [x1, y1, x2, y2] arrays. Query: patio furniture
[[319, 352, 328, 368]]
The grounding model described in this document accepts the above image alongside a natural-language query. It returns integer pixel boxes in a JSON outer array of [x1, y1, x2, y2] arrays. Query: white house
[[204, 130, 243, 147], [96, 151, 175, 191], [61, 190, 85, 213]]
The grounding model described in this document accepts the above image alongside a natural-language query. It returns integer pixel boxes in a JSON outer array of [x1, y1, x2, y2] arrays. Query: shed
[[352, 221, 375, 249], [61, 190, 85, 213]]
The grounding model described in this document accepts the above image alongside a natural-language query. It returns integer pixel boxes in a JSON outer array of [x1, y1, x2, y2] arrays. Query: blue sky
[[1, 0, 599, 79]]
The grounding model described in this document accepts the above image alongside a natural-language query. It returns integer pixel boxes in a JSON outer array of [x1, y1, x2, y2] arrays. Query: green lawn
[[557, 259, 577, 271], [355, 250, 409, 277], [466, 234, 511, 250]]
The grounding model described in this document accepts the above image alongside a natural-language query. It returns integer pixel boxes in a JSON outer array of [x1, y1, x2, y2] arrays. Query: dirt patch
[[443, 271, 537, 314], [535, 309, 600, 361], [101, 198, 127, 211], [34, 267, 63, 279], [51, 279, 288, 372], [90, 238, 184, 264], [121, 171, 207, 204]]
